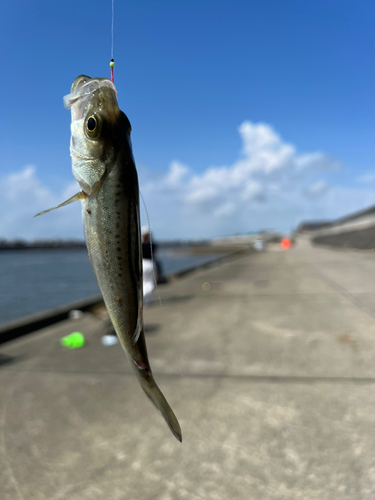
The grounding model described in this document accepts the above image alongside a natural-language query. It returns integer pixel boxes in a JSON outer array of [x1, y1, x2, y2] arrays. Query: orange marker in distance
[[280, 238, 291, 250]]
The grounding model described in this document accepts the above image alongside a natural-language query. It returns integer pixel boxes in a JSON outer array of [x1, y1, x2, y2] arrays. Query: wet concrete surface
[[2, 240, 375, 499]]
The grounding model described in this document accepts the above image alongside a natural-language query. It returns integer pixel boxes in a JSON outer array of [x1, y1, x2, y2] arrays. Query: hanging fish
[[36, 76, 182, 442]]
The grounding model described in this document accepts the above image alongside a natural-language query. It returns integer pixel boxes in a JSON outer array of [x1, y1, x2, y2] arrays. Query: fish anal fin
[[132, 314, 143, 344], [34, 191, 86, 217]]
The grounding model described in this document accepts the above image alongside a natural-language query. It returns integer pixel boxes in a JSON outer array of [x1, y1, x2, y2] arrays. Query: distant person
[[142, 226, 156, 260], [141, 227, 163, 304]]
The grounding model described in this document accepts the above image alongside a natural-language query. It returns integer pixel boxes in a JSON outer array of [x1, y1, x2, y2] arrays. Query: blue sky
[[1, 0, 375, 240]]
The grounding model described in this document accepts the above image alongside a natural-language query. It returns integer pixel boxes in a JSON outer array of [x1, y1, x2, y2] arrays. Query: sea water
[[0, 248, 221, 325]]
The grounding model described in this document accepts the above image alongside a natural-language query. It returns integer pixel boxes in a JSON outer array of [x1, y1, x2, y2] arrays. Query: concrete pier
[[2, 240, 375, 499]]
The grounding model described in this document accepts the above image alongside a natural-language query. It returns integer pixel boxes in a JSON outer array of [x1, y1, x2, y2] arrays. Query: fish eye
[[87, 116, 97, 132], [85, 114, 102, 137]]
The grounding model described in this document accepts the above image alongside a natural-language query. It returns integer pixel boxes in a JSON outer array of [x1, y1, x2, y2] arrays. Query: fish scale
[[83, 156, 140, 349]]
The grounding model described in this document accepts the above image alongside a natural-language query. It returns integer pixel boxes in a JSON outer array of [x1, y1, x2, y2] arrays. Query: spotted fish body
[[36, 76, 181, 442]]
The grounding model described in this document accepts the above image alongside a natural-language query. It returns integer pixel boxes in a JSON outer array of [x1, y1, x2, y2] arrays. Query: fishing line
[[111, 0, 114, 60], [110, 0, 115, 82], [140, 190, 163, 313], [139, 192, 184, 380]]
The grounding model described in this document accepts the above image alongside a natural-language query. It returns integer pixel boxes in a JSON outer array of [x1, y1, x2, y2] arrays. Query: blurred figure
[[142, 227, 163, 304], [253, 238, 265, 251], [142, 258, 155, 305]]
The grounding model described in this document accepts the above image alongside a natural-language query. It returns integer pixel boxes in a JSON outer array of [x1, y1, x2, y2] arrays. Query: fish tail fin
[[140, 377, 182, 442]]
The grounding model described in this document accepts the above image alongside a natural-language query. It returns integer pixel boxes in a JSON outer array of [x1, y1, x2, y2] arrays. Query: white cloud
[[305, 181, 329, 199], [3, 121, 375, 241], [295, 152, 340, 172], [0, 165, 83, 240], [238, 122, 295, 174], [140, 121, 368, 238], [357, 173, 375, 184], [163, 161, 189, 188], [143, 122, 340, 212], [213, 202, 236, 218]]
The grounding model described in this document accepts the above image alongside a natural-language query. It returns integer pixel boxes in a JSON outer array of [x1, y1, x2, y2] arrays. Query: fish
[[35, 75, 182, 442]]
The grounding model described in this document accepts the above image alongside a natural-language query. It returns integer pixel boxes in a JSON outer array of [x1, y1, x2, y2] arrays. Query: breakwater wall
[[0, 245, 251, 344], [300, 205, 375, 250]]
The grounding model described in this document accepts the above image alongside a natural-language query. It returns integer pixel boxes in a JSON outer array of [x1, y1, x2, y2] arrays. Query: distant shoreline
[[0, 235, 256, 251], [0, 243, 87, 250], [0, 240, 212, 251]]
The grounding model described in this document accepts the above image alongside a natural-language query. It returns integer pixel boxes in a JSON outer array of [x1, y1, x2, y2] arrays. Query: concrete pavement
[[2, 240, 375, 499]]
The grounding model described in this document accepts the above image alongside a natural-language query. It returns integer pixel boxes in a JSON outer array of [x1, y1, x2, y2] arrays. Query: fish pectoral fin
[[132, 289, 143, 344], [34, 191, 86, 217], [132, 315, 143, 344]]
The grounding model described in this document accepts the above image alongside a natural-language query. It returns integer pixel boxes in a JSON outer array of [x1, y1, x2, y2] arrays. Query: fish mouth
[[64, 77, 117, 110], [63, 77, 118, 123]]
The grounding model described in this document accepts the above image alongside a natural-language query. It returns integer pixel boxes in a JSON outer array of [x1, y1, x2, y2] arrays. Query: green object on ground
[[60, 332, 85, 349]]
